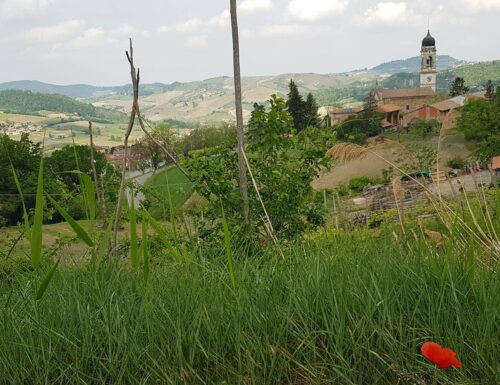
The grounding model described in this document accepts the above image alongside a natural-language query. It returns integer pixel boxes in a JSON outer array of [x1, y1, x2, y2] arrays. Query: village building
[[328, 108, 363, 125], [374, 87, 435, 113]]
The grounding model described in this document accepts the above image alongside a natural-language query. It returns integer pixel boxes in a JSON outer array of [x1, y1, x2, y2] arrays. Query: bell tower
[[420, 30, 437, 92]]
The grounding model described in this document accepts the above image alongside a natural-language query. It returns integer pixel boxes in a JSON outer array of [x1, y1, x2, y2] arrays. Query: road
[[125, 164, 170, 208], [429, 170, 493, 197]]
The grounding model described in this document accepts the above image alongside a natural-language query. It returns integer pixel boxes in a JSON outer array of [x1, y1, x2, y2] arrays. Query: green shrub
[[348, 176, 376, 194], [446, 156, 467, 169]]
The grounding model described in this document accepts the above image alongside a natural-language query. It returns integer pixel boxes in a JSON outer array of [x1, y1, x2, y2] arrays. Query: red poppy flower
[[421, 341, 462, 369]]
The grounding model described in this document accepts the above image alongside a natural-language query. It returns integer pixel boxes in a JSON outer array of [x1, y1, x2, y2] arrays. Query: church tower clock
[[420, 30, 437, 91]]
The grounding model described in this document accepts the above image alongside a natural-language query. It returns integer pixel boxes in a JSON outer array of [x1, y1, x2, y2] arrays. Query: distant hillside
[[382, 60, 500, 90], [371, 55, 466, 74], [0, 80, 180, 100], [2, 56, 499, 125], [0, 90, 126, 123]]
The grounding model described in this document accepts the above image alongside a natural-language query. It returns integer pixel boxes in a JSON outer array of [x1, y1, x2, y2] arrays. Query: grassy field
[[143, 166, 194, 219], [0, 231, 498, 385]]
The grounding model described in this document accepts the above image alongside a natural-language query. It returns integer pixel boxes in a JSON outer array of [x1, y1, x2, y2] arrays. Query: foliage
[[130, 124, 176, 171], [0, 232, 499, 384], [177, 124, 236, 154], [457, 99, 500, 161], [410, 119, 440, 138], [0, 90, 97, 119], [403, 146, 438, 172], [348, 176, 378, 194], [446, 156, 467, 169], [485, 80, 495, 99], [449, 77, 470, 97], [0, 134, 50, 226], [286, 80, 320, 132], [46, 145, 117, 191], [183, 96, 333, 239], [335, 113, 383, 145]]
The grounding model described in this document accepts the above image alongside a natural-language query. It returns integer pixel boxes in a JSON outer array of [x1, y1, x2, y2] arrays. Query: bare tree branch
[[113, 38, 138, 248]]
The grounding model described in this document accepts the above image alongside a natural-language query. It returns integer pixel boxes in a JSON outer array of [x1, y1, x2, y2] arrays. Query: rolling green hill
[[0, 90, 127, 123]]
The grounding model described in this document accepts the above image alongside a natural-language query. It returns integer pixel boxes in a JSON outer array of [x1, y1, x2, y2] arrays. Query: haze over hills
[[1, 56, 499, 125]]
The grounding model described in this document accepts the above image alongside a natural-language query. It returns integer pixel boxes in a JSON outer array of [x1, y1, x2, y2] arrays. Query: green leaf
[[31, 154, 44, 268], [221, 204, 236, 290], [142, 217, 149, 282], [142, 209, 181, 262], [36, 257, 61, 301], [129, 189, 139, 269], [9, 160, 30, 240], [47, 194, 94, 247]]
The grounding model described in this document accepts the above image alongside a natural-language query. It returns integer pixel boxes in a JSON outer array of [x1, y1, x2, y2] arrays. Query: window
[[406, 105, 410, 111]]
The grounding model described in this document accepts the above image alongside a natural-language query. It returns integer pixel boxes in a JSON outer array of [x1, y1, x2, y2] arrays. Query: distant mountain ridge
[[0, 55, 467, 100], [370, 55, 468, 74], [1, 57, 499, 125]]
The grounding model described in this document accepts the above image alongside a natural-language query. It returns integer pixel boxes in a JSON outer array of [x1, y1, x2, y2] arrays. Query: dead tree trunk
[[230, 0, 250, 222], [88, 121, 108, 227], [112, 39, 138, 248]]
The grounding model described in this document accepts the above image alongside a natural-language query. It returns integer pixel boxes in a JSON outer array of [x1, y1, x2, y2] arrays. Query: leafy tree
[[45, 144, 120, 217], [304, 93, 320, 128], [362, 89, 379, 118], [0, 134, 43, 225], [485, 80, 495, 99], [183, 96, 333, 240], [411, 119, 440, 138], [449, 77, 470, 97], [457, 99, 500, 162], [131, 124, 176, 171], [178, 124, 236, 154], [286, 80, 307, 132]]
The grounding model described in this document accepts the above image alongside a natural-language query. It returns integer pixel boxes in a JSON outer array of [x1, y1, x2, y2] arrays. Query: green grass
[[143, 166, 194, 219], [0, 232, 498, 384]]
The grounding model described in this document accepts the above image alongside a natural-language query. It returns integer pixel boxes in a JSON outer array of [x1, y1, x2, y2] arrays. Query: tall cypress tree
[[286, 80, 306, 131], [449, 77, 470, 97], [485, 80, 495, 100], [304, 93, 319, 128]]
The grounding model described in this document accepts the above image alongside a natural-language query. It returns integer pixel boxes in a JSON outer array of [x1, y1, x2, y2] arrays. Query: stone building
[[374, 30, 438, 112]]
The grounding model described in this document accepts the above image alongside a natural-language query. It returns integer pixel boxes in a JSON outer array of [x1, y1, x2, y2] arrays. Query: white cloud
[[23, 19, 85, 42], [259, 24, 309, 37], [239, 0, 273, 14], [209, 10, 230, 28], [0, 0, 55, 20], [288, 0, 347, 22], [461, 0, 500, 10], [361, 2, 411, 24], [185, 35, 208, 49], [66, 24, 136, 49], [158, 18, 204, 33]]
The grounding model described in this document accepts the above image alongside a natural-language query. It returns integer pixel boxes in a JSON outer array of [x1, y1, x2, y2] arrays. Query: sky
[[0, 0, 499, 85]]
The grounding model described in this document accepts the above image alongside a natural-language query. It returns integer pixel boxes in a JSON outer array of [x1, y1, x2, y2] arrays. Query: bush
[[348, 176, 376, 194], [446, 156, 467, 169]]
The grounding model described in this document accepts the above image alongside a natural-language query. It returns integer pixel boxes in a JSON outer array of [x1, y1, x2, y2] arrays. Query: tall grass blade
[[129, 189, 139, 269], [221, 204, 236, 290], [142, 217, 149, 282], [142, 208, 181, 262], [164, 170, 177, 241], [9, 160, 31, 240], [47, 194, 94, 247], [35, 257, 61, 300], [81, 173, 96, 232], [31, 153, 44, 268]]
